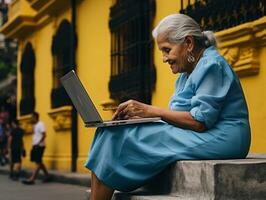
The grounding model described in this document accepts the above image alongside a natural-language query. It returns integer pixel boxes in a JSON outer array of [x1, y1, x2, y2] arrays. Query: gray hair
[[152, 14, 217, 48]]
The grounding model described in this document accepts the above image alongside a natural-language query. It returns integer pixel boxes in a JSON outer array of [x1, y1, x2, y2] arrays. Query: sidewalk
[[0, 174, 89, 200], [0, 165, 91, 187]]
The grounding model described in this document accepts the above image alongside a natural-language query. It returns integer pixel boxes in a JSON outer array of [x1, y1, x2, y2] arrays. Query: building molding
[[0, 0, 36, 39], [100, 99, 119, 112], [28, 0, 70, 21], [48, 106, 72, 132], [215, 16, 266, 77], [253, 16, 266, 47], [0, 15, 36, 39], [27, 0, 83, 21], [0, 0, 84, 39]]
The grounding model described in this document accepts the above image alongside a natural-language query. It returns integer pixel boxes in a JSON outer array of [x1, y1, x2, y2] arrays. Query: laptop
[[60, 70, 161, 127]]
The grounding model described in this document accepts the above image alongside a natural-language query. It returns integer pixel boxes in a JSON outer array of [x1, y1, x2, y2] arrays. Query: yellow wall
[[152, 0, 181, 109], [11, 0, 113, 173], [75, 0, 112, 172], [241, 48, 266, 152], [35, 10, 72, 171], [16, 8, 73, 171], [4, 0, 266, 174]]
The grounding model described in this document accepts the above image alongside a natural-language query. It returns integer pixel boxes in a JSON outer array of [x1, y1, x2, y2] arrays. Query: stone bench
[[86, 154, 266, 200]]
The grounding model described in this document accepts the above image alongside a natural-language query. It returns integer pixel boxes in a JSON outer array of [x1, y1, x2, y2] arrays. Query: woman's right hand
[[112, 100, 160, 120]]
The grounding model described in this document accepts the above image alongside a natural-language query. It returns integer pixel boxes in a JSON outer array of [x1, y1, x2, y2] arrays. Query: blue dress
[[85, 46, 251, 192]]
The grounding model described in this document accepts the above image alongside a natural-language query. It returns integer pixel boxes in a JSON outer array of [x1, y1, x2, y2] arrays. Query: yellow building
[[1, 0, 266, 173]]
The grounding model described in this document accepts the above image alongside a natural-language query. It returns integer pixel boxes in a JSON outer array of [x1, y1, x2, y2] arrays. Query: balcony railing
[[180, 0, 266, 31], [20, 97, 35, 116], [51, 86, 72, 109], [109, 0, 156, 104]]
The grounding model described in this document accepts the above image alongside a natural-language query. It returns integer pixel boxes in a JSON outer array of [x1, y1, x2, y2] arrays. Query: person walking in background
[[0, 106, 10, 125], [0, 122, 11, 166], [8, 119, 25, 180], [22, 112, 51, 185]]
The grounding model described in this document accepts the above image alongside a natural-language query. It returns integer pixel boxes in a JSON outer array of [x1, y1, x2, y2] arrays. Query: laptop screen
[[60, 70, 103, 123]]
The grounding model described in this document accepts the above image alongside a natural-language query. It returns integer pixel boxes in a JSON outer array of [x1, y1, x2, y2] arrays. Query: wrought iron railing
[[20, 97, 35, 115], [20, 42, 35, 116], [51, 19, 75, 108], [109, 0, 156, 104], [180, 0, 266, 31], [51, 86, 72, 109]]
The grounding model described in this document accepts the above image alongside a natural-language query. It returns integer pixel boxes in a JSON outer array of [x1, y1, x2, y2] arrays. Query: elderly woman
[[86, 14, 251, 200]]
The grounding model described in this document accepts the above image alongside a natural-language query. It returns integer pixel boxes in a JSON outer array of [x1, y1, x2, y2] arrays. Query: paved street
[[0, 174, 88, 200]]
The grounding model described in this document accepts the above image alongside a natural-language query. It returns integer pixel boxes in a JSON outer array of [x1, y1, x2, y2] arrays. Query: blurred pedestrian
[[0, 106, 10, 125], [22, 112, 51, 185], [0, 106, 11, 166], [0, 122, 6, 166], [8, 119, 25, 180]]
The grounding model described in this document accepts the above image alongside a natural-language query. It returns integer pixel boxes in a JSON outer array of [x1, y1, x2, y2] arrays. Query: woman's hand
[[112, 100, 158, 120], [111, 99, 205, 132]]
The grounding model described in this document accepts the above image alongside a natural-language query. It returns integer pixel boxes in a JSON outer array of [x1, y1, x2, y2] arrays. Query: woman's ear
[[184, 35, 194, 51]]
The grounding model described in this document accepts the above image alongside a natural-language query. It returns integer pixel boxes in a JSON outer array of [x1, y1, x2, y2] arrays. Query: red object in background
[[0, 107, 10, 124]]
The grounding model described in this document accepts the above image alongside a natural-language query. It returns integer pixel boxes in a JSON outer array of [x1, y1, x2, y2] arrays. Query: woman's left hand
[[112, 100, 157, 120]]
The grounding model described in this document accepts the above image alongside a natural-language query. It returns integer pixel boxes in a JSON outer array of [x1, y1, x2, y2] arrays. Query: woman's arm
[[112, 100, 206, 132], [153, 108, 206, 132]]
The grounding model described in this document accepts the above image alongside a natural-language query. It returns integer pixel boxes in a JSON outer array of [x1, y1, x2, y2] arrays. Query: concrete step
[[85, 155, 266, 199], [85, 189, 187, 200], [113, 193, 185, 200], [141, 154, 266, 200]]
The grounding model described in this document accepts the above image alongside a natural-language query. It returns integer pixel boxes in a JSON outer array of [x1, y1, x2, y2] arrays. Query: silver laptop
[[60, 70, 161, 127]]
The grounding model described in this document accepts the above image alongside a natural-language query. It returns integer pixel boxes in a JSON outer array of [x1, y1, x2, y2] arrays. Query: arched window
[[20, 42, 35, 115], [109, 0, 156, 104], [51, 19, 76, 108]]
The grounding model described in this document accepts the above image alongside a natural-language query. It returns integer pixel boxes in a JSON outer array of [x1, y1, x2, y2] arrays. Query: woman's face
[[157, 33, 190, 74]]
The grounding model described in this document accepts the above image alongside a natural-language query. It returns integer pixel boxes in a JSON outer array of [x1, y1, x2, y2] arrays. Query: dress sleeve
[[190, 61, 233, 129]]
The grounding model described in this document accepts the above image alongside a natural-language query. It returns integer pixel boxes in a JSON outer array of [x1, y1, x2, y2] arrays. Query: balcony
[[26, 0, 69, 17], [0, 0, 36, 39], [26, 0, 83, 18], [27, 0, 50, 11]]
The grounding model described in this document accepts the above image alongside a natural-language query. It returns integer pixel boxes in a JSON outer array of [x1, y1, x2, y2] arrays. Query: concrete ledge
[[84, 154, 266, 200], [85, 189, 186, 200], [113, 193, 185, 200], [141, 154, 266, 199], [2, 154, 266, 200]]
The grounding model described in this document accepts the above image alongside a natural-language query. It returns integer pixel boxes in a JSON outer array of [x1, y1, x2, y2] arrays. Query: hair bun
[[202, 31, 217, 47]]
